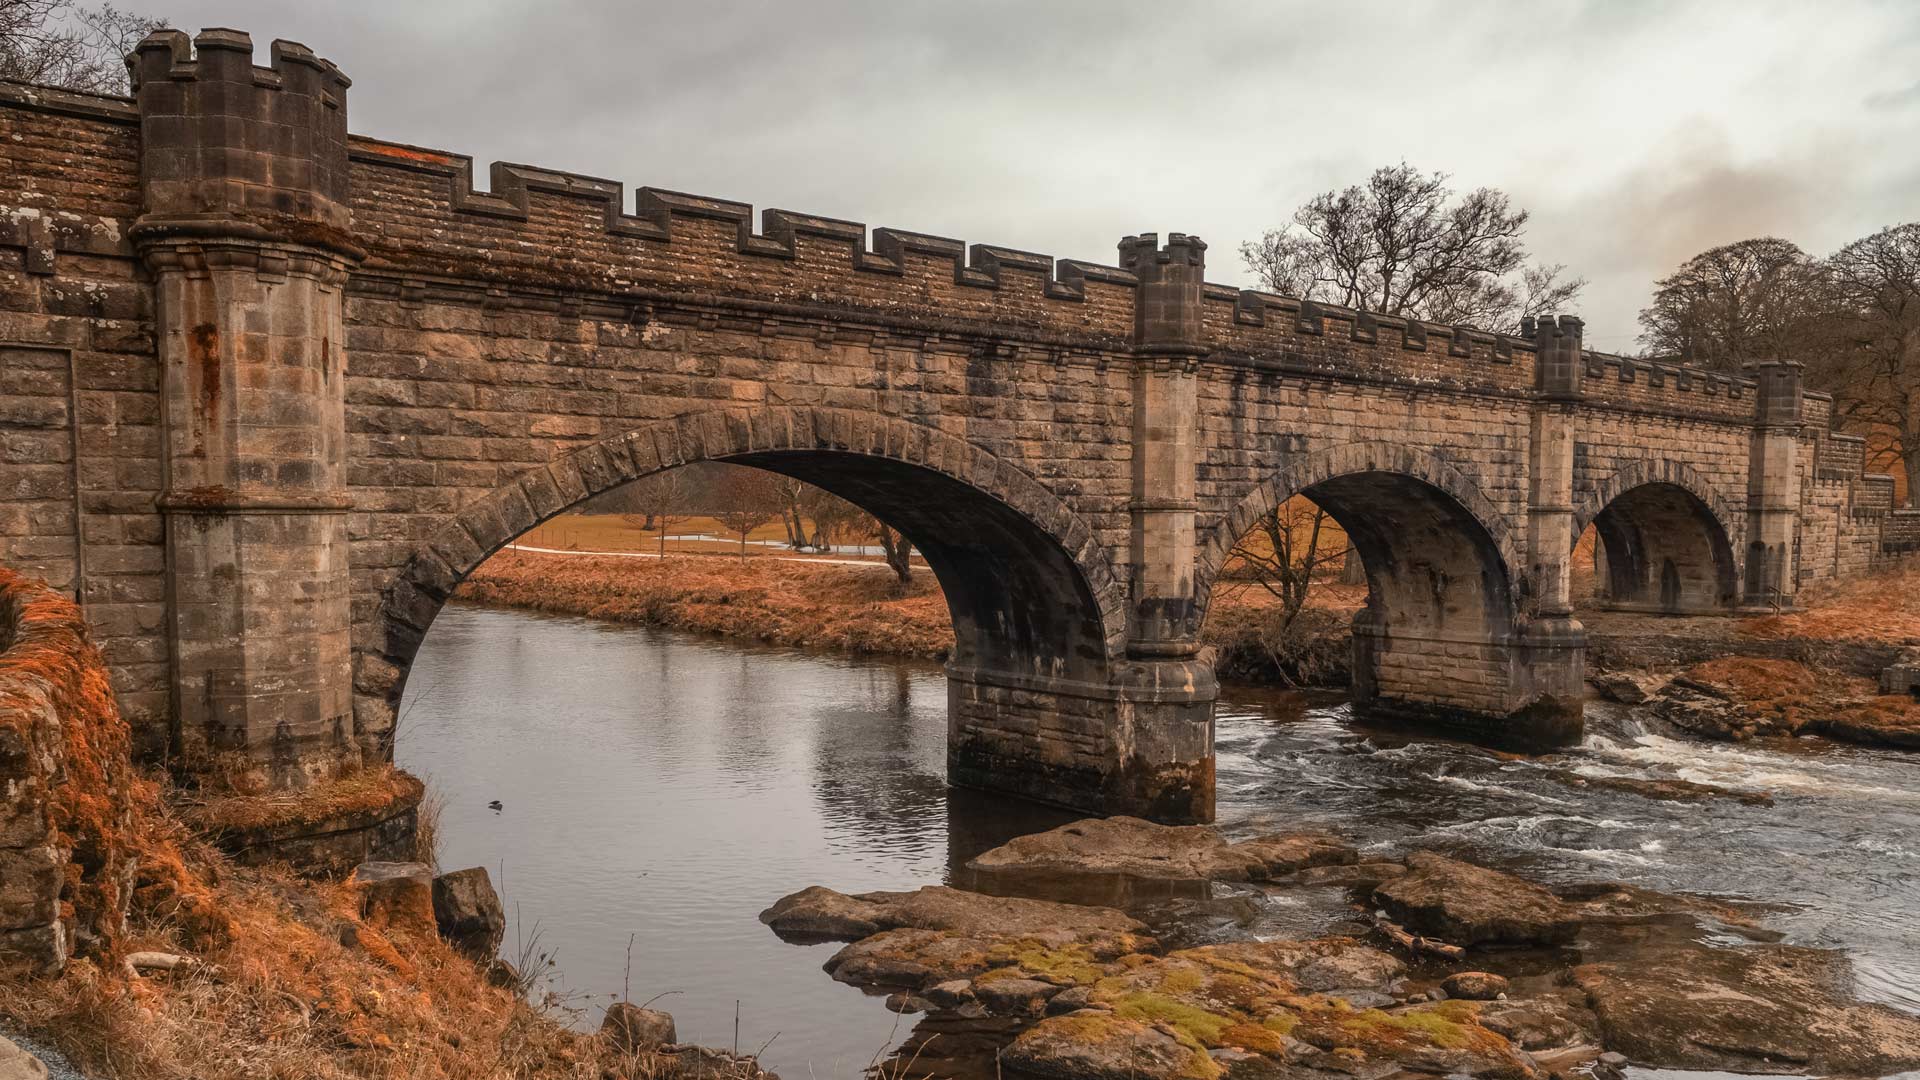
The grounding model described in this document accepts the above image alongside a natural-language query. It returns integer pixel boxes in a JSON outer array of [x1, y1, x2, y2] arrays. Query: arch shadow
[[1572, 460, 1741, 613], [1196, 443, 1537, 736]]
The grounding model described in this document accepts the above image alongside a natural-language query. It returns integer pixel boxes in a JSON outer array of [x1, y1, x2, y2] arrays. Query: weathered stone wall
[[0, 87, 169, 753]]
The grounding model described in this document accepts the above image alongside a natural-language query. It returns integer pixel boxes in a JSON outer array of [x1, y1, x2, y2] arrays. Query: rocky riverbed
[[765, 817, 1920, 1079]]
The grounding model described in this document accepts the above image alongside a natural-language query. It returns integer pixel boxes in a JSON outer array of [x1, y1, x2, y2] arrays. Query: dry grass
[[458, 550, 955, 661], [179, 768, 425, 835], [0, 571, 763, 1080], [1738, 560, 1920, 643], [1677, 654, 1920, 745]]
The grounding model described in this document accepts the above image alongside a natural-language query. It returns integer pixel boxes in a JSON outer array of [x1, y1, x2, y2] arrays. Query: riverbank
[[455, 547, 1368, 676]]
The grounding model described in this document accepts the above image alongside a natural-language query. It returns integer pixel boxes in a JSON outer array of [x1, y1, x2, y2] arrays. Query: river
[[396, 602, 1920, 1078]]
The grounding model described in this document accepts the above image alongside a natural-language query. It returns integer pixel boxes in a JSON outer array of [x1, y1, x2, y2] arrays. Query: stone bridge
[[2, 29, 1914, 822]]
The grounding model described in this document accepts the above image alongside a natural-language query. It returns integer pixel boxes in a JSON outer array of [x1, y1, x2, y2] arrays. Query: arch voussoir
[[368, 404, 1131, 692]]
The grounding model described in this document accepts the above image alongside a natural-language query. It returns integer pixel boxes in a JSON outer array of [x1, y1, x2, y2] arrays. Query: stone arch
[[358, 406, 1128, 740], [1197, 441, 1522, 614], [1195, 442, 1528, 732], [1571, 459, 1742, 613]]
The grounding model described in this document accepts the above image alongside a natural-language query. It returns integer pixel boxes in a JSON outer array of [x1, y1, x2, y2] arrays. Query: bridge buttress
[[130, 31, 364, 790]]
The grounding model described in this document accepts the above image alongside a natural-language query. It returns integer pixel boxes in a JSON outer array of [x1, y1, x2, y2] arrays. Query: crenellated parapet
[[347, 137, 1140, 341], [126, 28, 355, 252]]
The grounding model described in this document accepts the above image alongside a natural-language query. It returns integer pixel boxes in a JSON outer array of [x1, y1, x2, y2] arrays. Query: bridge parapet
[[347, 137, 1141, 348]]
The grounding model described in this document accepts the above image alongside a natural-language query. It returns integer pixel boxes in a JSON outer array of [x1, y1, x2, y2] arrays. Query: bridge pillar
[[1744, 361, 1803, 608], [1516, 316, 1586, 744], [129, 31, 363, 791], [1104, 232, 1216, 823]]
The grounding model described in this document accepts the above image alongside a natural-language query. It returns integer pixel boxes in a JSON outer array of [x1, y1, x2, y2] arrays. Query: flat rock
[[1813, 699, 1920, 750], [1001, 1013, 1198, 1080], [1005, 938, 1526, 1079], [1373, 852, 1579, 946], [823, 925, 1147, 991], [1474, 991, 1598, 1051], [1554, 881, 1772, 935], [1573, 941, 1920, 1074], [967, 816, 1356, 883], [759, 884, 1144, 942], [972, 975, 1060, 1017], [1592, 671, 1666, 704]]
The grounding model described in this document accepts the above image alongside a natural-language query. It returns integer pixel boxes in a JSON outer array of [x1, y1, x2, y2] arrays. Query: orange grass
[[1738, 560, 1920, 644], [458, 549, 956, 660], [0, 570, 737, 1080]]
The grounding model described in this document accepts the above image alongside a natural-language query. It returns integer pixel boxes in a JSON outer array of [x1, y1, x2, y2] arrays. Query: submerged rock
[[1372, 852, 1579, 946], [1442, 971, 1510, 1000], [968, 816, 1356, 882], [1545, 769, 1773, 807], [1573, 941, 1920, 1074], [759, 884, 1145, 942]]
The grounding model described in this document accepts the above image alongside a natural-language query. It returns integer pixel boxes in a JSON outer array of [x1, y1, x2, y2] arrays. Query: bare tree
[[872, 523, 914, 585], [1636, 238, 1830, 371], [1821, 223, 1920, 501], [768, 475, 811, 549], [712, 466, 781, 559], [1223, 495, 1352, 634], [798, 487, 863, 552], [1, 1, 164, 94], [619, 470, 690, 557], [1239, 162, 1583, 333]]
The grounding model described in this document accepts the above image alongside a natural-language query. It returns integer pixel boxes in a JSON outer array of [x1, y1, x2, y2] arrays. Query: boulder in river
[[1591, 671, 1667, 704], [1573, 941, 1920, 1074], [431, 866, 505, 960], [966, 816, 1356, 882], [1373, 852, 1579, 946], [823, 924, 1147, 992], [1442, 971, 1510, 1000], [1545, 769, 1773, 807], [759, 884, 1145, 942]]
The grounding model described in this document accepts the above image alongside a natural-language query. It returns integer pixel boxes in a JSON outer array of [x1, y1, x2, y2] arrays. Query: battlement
[[346, 136, 1144, 342], [127, 29, 349, 99], [127, 29, 352, 239]]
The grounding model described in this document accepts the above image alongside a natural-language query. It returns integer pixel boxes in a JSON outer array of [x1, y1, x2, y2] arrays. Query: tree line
[[580, 464, 916, 584]]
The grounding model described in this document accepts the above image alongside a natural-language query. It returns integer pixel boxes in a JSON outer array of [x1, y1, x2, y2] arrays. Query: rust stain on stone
[[189, 323, 220, 413]]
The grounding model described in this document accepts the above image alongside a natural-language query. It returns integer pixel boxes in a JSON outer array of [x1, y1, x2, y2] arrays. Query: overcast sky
[[157, 1, 1920, 351]]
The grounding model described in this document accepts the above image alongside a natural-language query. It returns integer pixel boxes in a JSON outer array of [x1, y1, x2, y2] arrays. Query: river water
[[397, 603, 1920, 1078]]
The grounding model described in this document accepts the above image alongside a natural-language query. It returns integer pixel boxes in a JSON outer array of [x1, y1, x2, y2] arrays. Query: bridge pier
[[1745, 361, 1803, 609]]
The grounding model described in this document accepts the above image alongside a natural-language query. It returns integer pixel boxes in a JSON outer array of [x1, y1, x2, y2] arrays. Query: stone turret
[[128, 29, 361, 790]]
